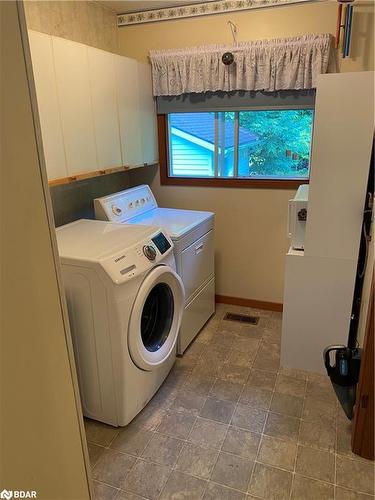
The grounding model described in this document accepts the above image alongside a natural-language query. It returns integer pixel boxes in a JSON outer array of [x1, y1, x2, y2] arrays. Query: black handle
[[323, 345, 346, 374]]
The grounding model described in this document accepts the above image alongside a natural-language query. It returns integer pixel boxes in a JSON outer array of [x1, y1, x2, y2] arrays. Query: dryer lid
[[127, 207, 214, 240]]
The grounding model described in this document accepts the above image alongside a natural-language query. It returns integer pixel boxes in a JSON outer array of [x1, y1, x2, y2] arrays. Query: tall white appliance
[[281, 72, 374, 374]]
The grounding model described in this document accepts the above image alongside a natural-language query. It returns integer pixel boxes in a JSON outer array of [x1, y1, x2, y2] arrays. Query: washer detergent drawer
[[181, 230, 214, 301], [178, 278, 215, 354]]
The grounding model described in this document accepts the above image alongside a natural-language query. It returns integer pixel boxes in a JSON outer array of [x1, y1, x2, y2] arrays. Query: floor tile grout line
[[334, 403, 339, 500], [121, 405, 164, 496], [235, 351, 260, 496], [287, 470, 337, 488], [210, 477, 258, 495], [203, 343, 259, 496], [254, 360, 304, 498], [244, 342, 261, 494], [152, 358, 222, 499], [335, 485, 375, 499], [157, 410, 202, 499], [253, 362, 281, 467], [92, 478, 121, 493]]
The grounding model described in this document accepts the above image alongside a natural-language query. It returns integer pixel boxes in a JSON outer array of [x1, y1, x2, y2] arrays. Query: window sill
[[160, 176, 309, 189]]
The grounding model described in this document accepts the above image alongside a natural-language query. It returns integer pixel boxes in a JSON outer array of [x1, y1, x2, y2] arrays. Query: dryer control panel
[[94, 185, 157, 223], [100, 230, 173, 284]]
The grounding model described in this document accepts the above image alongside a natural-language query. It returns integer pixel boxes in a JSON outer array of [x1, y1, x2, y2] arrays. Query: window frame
[[158, 108, 313, 189]]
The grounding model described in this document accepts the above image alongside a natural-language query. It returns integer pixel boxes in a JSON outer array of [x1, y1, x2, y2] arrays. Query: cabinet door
[[28, 31, 67, 180], [115, 55, 142, 166], [52, 37, 98, 174], [87, 48, 122, 169], [138, 63, 158, 165]]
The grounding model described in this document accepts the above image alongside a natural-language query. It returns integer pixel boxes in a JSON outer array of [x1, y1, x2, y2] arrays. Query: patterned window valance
[[149, 34, 335, 96]]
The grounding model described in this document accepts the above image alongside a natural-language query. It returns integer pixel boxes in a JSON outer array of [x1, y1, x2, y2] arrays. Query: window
[[160, 108, 314, 188]]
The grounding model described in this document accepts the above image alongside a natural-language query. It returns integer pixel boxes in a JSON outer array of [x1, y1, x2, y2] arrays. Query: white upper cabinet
[[138, 63, 158, 166], [29, 31, 158, 181], [115, 55, 143, 167], [28, 31, 67, 180], [52, 37, 98, 175], [87, 48, 122, 169], [115, 56, 158, 167]]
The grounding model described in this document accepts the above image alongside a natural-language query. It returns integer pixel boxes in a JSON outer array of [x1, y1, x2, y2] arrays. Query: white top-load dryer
[[56, 219, 184, 426], [94, 185, 215, 354]]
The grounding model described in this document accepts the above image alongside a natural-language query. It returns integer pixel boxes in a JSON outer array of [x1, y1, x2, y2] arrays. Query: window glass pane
[[238, 110, 314, 179], [217, 112, 235, 177], [169, 112, 215, 177]]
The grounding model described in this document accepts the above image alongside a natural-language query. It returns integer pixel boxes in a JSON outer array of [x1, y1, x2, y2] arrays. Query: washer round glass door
[[128, 265, 184, 371]]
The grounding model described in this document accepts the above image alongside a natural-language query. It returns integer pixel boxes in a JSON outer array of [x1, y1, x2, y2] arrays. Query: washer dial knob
[[143, 245, 157, 261]]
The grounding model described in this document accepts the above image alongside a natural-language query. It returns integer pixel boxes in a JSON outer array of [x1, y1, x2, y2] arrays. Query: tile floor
[[85, 304, 374, 500]]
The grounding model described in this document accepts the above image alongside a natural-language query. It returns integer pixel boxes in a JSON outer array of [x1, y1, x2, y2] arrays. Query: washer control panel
[[151, 232, 171, 254], [100, 229, 173, 284], [143, 245, 157, 261]]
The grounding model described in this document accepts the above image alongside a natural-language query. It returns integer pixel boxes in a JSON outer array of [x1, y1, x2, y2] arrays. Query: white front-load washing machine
[[56, 219, 184, 426]]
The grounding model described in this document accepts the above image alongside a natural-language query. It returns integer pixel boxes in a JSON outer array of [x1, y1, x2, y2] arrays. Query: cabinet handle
[[195, 243, 204, 254]]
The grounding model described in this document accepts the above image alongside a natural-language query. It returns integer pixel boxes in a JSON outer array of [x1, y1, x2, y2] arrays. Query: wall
[[51, 171, 131, 227], [118, 2, 374, 70], [0, 2, 90, 498], [24, 0, 118, 52], [120, 1, 374, 303]]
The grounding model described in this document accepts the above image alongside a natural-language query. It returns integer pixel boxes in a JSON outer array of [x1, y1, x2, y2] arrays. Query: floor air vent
[[223, 312, 259, 325]]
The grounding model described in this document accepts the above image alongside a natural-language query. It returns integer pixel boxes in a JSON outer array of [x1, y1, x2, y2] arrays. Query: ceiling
[[97, 0, 215, 14]]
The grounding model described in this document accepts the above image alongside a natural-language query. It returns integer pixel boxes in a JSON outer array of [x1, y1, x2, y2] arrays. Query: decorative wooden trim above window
[[118, 0, 315, 26], [157, 114, 309, 190]]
